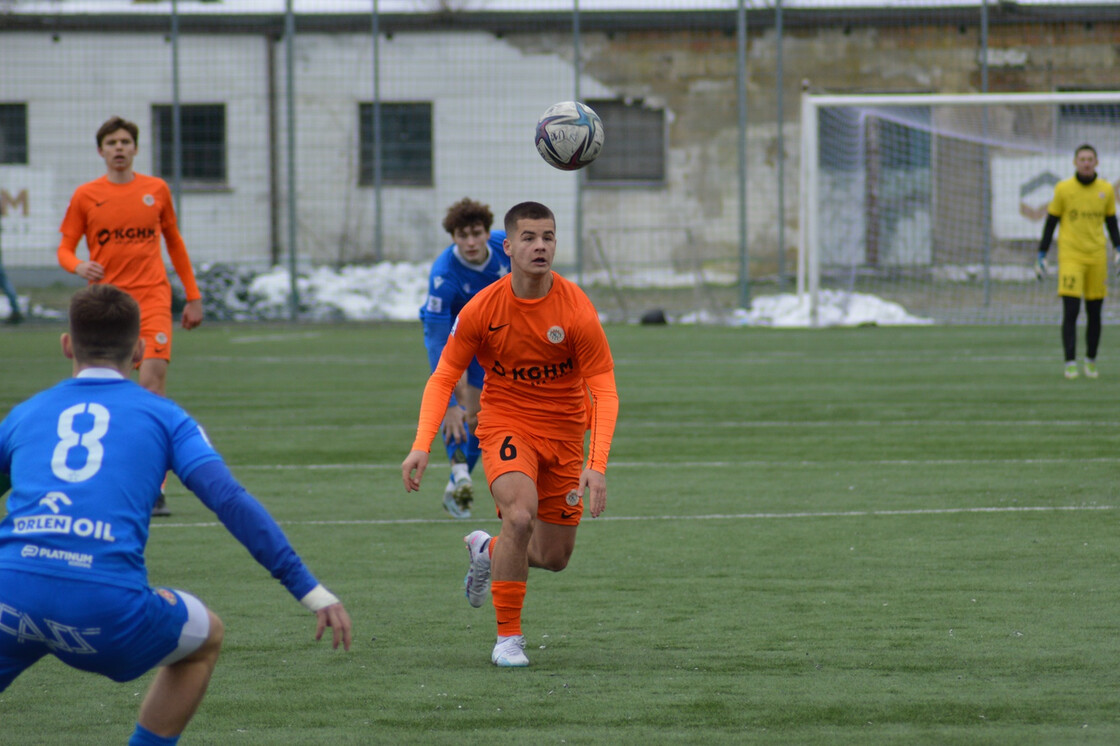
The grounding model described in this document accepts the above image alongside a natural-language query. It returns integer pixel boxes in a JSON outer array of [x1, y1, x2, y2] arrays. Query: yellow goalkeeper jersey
[[1049, 175, 1117, 259]]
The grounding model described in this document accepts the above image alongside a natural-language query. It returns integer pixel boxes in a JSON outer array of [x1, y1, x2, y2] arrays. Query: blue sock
[[465, 431, 481, 472], [129, 723, 180, 746], [445, 435, 467, 466], [446, 422, 481, 474]]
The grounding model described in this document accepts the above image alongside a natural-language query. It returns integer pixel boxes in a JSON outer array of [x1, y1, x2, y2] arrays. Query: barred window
[[359, 102, 432, 187], [585, 99, 665, 185], [152, 104, 227, 185], [0, 104, 28, 165]]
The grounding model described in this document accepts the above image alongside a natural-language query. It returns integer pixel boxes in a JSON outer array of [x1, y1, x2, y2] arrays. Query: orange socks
[[491, 580, 526, 637]]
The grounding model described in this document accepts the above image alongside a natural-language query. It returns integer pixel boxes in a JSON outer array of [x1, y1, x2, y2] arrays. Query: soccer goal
[[799, 90, 1120, 325]]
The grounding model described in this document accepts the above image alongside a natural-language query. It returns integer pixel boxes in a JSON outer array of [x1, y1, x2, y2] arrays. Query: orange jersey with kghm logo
[[413, 271, 615, 449], [58, 174, 200, 300]]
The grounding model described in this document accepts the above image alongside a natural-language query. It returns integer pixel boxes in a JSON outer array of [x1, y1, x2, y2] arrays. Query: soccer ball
[[534, 101, 605, 171]]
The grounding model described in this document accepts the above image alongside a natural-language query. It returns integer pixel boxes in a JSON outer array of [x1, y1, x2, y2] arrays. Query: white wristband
[[299, 584, 340, 612]]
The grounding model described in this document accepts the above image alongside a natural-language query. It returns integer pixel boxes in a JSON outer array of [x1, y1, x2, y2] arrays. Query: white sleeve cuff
[[299, 584, 340, 612]]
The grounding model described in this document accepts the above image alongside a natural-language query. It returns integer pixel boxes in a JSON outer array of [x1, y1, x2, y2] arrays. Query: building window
[[0, 104, 28, 165], [585, 99, 665, 184], [359, 102, 432, 186], [152, 104, 227, 185], [1057, 101, 1120, 121], [1056, 98, 1120, 152]]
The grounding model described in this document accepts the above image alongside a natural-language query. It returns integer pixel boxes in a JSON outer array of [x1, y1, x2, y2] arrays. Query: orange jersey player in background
[[402, 201, 619, 668], [58, 115, 203, 399]]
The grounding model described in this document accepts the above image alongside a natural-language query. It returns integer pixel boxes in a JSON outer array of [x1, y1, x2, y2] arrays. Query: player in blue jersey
[[420, 197, 510, 519], [0, 285, 352, 746]]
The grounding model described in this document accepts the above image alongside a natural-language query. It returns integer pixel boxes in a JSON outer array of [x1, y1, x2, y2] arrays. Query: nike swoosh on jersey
[[488, 323, 510, 332]]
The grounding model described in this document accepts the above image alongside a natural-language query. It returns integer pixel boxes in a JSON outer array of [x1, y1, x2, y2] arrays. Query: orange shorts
[[478, 428, 585, 526], [126, 285, 174, 363]]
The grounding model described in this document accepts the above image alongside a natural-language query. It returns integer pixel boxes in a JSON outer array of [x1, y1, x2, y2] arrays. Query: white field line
[[150, 503, 1115, 530], [231, 456, 1120, 471], [203, 420, 1120, 431]]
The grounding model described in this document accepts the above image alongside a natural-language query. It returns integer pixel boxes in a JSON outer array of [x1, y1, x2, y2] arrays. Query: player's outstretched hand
[[401, 449, 429, 492], [579, 468, 607, 518], [315, 602, 353, 651], [1035, 253, 1048, 281], [441, 405, 468, 445]]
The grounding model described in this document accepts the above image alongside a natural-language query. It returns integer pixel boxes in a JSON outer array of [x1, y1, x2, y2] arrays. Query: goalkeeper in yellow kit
[[1037, 144, 1120, 379]]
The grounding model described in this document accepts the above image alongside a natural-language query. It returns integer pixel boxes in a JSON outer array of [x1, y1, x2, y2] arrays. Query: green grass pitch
[[1, 322, 1119, 745]]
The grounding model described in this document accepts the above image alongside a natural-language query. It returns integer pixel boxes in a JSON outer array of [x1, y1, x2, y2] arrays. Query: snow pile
[[192, 263, 932, 327]]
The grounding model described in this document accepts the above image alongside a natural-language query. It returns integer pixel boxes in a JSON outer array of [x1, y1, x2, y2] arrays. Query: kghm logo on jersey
[[547, 325, 565, 344], [97, 227, 157, 246], [490, 357, 574, 386]]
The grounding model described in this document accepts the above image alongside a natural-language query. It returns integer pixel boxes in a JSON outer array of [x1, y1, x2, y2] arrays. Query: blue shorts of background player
[[420, 197, 511, 519]]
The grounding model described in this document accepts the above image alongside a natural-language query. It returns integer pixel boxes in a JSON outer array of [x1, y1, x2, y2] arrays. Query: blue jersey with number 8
[[0, 372, 220, 590]]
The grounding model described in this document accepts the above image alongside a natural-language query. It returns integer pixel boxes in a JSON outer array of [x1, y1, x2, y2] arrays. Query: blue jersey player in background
[[0, 285, 352, 746], [420, 197, 510, 519]]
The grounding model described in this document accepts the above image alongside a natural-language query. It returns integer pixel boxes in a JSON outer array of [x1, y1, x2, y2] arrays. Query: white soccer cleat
[[491, 634, 528, 667], [442, 480, 471, 519], [1084, 361, 1099, 379], [463, 529, 492, 608], [1064, 362, 1080, 380]]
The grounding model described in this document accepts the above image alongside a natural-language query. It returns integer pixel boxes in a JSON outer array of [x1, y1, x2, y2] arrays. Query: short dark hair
[[96, 116, 139, 148], [1075, 143, 1097, 158], [503, 201, 555, 235], [68, 285, 140, 365], [442, 198, 494, 235]]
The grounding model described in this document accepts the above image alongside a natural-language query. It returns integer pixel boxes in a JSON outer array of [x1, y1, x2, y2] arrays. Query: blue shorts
[[0, 570, 210, 689]]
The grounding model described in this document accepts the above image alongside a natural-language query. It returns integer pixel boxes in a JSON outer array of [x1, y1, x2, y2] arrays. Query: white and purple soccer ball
[[534, 101, 605, 171]]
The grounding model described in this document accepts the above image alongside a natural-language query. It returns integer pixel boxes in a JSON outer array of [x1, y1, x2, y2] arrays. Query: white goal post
[[799, 90, 1120, 325]]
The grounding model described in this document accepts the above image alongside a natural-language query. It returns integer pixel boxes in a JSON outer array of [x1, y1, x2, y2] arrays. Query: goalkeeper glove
[[1035, 253, 1047, 281]]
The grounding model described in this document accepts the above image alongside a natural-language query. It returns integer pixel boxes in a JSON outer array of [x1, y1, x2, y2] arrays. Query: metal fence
[[2, 1, 1119, 322]]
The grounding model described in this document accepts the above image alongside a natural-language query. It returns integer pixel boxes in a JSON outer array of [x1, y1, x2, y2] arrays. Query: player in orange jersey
[[58, 116, 203, 395], [402, 201, 619, 667], [58, 116, 205, 516]]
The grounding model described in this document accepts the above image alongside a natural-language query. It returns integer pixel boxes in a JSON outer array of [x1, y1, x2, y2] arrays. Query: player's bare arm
[[579, 468, 607, 518], [442, 404, 468, 444], [314, 603, 353, 651], [75, 260, 105, 281], [402, 449, 430, 492], [181, 299, 204, 330]]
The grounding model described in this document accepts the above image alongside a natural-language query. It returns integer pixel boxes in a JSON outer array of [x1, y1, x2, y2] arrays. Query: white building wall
[[0, 32, 272, 269], [0, 28, 614, 269], [280, 30, 613, 267]]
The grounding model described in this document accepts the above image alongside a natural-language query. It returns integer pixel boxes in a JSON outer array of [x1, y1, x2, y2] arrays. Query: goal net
[[799, 91, 1120, 325]]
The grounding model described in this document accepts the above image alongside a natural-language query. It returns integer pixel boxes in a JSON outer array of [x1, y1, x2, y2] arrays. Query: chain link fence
[[2, 1, 1119, 321]]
